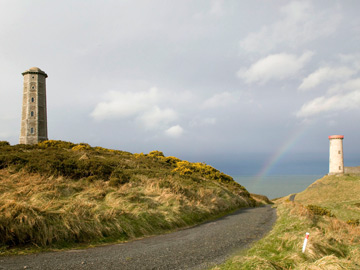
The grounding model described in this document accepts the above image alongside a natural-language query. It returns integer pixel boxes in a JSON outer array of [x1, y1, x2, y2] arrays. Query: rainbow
[[250, 124, 311, 189]]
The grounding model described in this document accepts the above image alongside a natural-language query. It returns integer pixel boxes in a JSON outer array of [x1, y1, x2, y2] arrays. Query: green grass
[[213, 174, 360, 270], [0, 140, 257, 256], [295, 174, 360, 221]]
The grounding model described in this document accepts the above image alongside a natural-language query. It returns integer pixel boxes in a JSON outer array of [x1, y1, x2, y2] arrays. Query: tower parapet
[[19, 67, 48, 144], [328, 135, 344, 175]]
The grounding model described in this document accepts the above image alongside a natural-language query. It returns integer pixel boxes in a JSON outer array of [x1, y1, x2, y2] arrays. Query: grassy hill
[[295, 174, 360, 221], [213, 173, 360, 270], [0, 140, 258, 255]]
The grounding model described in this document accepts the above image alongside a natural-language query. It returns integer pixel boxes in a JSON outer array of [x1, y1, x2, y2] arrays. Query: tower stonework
[[19, 67, 48, 144], [328, 135, 344, 175]]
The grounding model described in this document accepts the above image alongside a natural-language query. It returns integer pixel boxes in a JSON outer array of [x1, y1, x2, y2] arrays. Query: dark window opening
[[31, 97, 34, 102], [30, 127, 34, 134], [339, 166, 342, 170], [31, 111, 34, 117]]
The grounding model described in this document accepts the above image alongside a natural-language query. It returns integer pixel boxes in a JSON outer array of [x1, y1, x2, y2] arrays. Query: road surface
[[0, 205, 276, 270]]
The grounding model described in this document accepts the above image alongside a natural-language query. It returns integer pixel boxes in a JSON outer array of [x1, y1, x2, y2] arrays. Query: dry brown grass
[[0, 168, 253, 254], [214, 201, 360, 270]]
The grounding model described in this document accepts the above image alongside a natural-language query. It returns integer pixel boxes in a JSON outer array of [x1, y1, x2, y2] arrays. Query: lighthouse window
[[31, 97, 34, 102], [30, 127, 34, 134], [31, 111, 34, 117]]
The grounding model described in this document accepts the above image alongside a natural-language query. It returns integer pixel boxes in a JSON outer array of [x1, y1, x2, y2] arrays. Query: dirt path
[[0, 205, 276, 270]]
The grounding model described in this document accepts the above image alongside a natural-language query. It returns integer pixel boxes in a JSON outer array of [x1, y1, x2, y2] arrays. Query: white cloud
[[91, 87, 178, 129], [209, 0, 224, 16], [165, 125, 184, 137], [328, 78, 360, 94], [296, 90, 360, 118], [238, 51, 313, 84], [139, 106, 177, 129], [91, 87, 160, 120], [202, 92, 239, 108], [189, 117, 217, 127], [299, 66, 356, 91], [239, 1, 341, 54]]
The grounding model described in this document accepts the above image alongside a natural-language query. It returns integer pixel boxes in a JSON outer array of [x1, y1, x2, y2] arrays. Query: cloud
[[202, 92, 239, 108], [91, 87, 160, 120], [299, 66, 356, 91], [327, 78, 360, 94], [91, 87, 178, 129], [165, 125, 184, 137], [239, 1, 341, 54], [139, 106, 177, 129], [296, 90, 360, 118], [189, 117, 217, 127], [209, 0, 224, 16], [238, 51, 313, 84]]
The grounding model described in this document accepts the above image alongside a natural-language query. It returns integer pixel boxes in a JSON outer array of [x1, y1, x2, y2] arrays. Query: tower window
[[339, 166, 342, 170], [31, 97, 34, 102], [30, 127, 34, 134], [31, 86, 35, 90], [31, 111, 34, 117], [338, 150, 341, 154]]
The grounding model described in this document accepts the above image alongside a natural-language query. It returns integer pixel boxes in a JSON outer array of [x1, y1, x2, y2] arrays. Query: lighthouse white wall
[[329, 136, 344, 175]]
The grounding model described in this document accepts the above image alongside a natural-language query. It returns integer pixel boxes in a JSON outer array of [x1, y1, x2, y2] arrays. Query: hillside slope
[[0, 140, 255, 254], [295, 173, 360, 221], [213, 173, 360, 269]]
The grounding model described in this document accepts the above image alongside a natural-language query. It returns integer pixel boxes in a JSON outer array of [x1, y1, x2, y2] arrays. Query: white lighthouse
[[328, 135, 344, 175]]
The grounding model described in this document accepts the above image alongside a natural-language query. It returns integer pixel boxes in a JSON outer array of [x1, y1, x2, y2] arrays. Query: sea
[[233, 175, 323, 199]]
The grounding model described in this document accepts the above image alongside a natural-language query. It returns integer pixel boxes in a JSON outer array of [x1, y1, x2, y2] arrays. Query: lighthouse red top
[[329, 135, 344, 139]]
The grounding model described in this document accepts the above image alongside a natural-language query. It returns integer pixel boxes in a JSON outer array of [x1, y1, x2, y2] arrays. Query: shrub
[[306, 204, 336, 217], [38, 140, 75, 149], [133, 153, 145, 159], [172, 161, 235, 184], [0, 141, 10, 147], [109, 169, 131, 187], [72, 143, 91, 151], [161, 156, 181, 166], [148, 150, 165, 158], [346, 219, 359, 226]]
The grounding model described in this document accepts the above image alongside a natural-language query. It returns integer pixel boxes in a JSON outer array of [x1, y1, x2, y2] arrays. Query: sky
[[1, 0, 360, 177]]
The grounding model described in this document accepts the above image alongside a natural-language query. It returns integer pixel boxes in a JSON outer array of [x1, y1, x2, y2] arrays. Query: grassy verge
[[0, 141, 256, 256], [213, 174, 360, 269]]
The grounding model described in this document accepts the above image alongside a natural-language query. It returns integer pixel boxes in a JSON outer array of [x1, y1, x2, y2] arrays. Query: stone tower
[[328, 135, 344, 175], [19, 67, 48, 144]]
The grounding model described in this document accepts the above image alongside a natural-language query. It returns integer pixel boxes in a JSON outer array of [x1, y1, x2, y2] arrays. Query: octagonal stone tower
[[19, 67, 48, 144], [328, 135, 344, 175]]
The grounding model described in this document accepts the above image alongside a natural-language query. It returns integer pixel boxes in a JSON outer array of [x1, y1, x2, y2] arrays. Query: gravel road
[[0, 205, 276, 270]]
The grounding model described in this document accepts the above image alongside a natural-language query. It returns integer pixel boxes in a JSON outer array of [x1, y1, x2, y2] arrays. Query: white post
[[302, 232, 309, 253]]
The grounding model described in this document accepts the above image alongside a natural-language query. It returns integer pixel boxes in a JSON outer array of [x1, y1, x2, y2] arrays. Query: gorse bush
[[38, 140, 75, 149], [147, 150, 165, 158], [72, 143, 91, 151], [346, 219, 360, 226], [0, 141, 10, 147], [172, 161, 238, 184], [306, 204, 336, 217]]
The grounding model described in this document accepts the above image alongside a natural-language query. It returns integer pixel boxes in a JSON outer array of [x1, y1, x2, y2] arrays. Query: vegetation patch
[[306, 204, 335, 217], [213, 174, 360, 269], [0, 141, 256, 255]]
